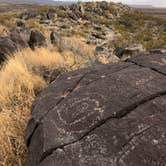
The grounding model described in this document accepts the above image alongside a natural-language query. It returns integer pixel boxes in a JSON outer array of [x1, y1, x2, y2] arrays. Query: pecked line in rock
[[39, 91, 166, 164], [25, 62, 133, 146], [25, 53, 166, 166]]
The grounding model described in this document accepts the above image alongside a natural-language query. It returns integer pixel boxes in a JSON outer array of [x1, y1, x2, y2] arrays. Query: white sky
[[111, 0, 166, 7], [53, 0, 166, 7]]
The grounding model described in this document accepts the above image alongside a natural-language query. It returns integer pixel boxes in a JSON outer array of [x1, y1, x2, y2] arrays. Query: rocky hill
[[0, 1, 166, 65], [0, 2, 166, 166]]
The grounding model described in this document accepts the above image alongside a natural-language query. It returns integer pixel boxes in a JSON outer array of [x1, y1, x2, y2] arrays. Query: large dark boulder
[[47, 9, 56, 20], [0, 37, 17, 63], [25, 53, 166, 166], [50, 31, 57, 45], [10, 28, 29, 49], [114, 45, 145, 58], [29, 29, 46, 49], [150, 49, 166, 54]]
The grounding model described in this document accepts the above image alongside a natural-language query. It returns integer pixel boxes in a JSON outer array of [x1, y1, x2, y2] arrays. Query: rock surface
[[29, 29, 46, 49], [25, 53, 166, 166], [114, 45, 145, 58], [0, 37, 17, 63], [10, 28, 29, 49]]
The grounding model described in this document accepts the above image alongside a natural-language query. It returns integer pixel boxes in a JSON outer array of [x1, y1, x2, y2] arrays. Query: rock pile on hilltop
[[1, 1, 166, 64]]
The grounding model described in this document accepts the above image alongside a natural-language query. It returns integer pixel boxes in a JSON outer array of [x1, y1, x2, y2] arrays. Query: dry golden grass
[[26, 19, 45, 32], [0, 36, 100, 166], [0, 24, 9, 36], [0, 48, 68, 166], [0, 12, 17, 29], [57, 35, 96, 69], [63, 36, 95, 59]]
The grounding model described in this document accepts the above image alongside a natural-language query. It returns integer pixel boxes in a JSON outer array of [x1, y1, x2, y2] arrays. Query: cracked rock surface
[[25, 53, 166, 166]]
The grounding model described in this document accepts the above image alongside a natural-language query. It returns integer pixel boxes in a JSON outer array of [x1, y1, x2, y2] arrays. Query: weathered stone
[[19, 11, 38, 20], [39, 66, 65, 83], [16, 19, 26, 28], [95, 45, 105, 52], [127, 53, 166, 75], [150, 49, 166, 54], [26, 53, 166, 166], [47, 9, 56, 20], [10, 28, 29, 49], [114, 45, 145, 58], [29, 29, 46, 49], [50, 31, 57, 45], [0, 37, 17, 63]]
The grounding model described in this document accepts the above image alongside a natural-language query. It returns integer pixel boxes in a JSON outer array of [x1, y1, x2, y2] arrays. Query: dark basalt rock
[[25, 53, 166, 166], [16, 20, 26, 28], [29, 29, 46, 49], [50, 31, 57, 45], [19, 11, 38, 20], [150, 49, 166, 54], [47, 9, 56, 20], [114, 45, 144, 58], [0, 37, 17, 64], [114, 47, 125, 58], [10, 28, 29, 49]]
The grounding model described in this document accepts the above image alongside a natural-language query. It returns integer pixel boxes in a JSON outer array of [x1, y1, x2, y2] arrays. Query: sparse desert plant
[[26, 19, 45, 31], [0, 24, 8, 36], [36, 6, 50, 15], [0, 45, 98, 166], [0, 12, 17, 29], [113, 10, 166, 50], [61, 36, 96, 63]]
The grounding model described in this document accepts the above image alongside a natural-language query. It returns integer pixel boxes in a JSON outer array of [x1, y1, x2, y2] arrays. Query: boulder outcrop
[[10, 28, 29, 49], [25, 53, 166, 166], [29, 29, 46, 49], [0, 37, 17, 63]]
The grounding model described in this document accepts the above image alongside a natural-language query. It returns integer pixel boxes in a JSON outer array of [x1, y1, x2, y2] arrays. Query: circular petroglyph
[[56, 93, 105, 132]]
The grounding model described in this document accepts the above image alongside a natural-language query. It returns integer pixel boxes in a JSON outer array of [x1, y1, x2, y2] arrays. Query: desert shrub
[[90, 15, 112, 26], [56, 9, 67, 18], [0, 12, 17, 29], [0, 44, 99, 165], [36, 6, 50, 15], [60, 36, 96, 65], [113, 11, 166, 50], [26, 19, 45, 31], [0, 24, 8, 36]]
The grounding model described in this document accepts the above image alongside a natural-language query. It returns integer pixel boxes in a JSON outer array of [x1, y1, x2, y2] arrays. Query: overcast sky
[[111, 0, 166, 7], [52, 0, 166, 7]]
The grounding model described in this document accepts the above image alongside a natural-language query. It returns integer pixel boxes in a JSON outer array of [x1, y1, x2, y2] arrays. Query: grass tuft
[[0, 48, 67, 166]]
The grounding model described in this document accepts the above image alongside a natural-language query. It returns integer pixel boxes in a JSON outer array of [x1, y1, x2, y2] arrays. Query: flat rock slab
[[25, 53, 166, 166]]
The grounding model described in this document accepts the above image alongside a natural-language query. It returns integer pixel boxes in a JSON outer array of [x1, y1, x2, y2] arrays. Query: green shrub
[[112, 11, 166, 50]]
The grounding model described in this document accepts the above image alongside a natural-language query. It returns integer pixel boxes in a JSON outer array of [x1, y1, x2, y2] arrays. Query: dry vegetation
[[26, 19, 45, 32], [112, 11, 166, 50], [0, 12, 17, 29], [138, 8, 166, 19], [0, 38, 96, 165], [0, 48, 64, 166]]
